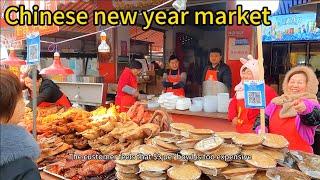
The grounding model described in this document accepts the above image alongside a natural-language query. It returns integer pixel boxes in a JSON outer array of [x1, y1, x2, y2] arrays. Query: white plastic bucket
[[203, 95, 218, 112]]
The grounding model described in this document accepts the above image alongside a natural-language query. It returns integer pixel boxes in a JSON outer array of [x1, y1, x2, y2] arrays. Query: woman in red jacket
[[228, 55, 277, 133], [115, 60, 146, 112]]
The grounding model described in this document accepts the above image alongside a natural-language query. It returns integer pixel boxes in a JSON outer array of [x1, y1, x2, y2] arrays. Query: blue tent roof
[[273, 0, 312, 15]]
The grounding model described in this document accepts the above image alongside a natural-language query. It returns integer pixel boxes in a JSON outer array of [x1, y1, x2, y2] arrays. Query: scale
[[55, 82, 107, 107]]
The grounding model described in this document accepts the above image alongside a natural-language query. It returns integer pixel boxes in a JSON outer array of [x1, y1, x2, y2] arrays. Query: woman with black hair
[[115, 60, 146, 112], [23, 70, 71, 109]]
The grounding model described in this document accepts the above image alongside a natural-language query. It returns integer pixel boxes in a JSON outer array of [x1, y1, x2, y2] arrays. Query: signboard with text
[[227, 29, 252, 61]]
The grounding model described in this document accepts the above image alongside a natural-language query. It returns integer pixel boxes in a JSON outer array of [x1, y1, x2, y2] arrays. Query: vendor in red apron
[[24, 70, 71, 109], [228, 55, 277, 133], [203, 48, 232, 91], [254, 66, 320, 153], [115, 60, 147, 112], [162, 55, 187, 96]]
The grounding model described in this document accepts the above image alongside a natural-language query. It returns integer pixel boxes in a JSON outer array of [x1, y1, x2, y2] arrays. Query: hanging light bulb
[[1, 47, 26, 65], [172, 0, 187, 12], [40, 52, 74, 75], [98, 32, 111, 53]]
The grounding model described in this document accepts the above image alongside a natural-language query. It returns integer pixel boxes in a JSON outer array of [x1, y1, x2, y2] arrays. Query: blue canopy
[[273, 0, 312, 15]]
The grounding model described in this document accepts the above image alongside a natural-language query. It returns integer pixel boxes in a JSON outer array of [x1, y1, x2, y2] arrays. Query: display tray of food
[[41, 149, 116, 180], [21, 105, 320, 180], [115, 125, 320, 180], [43, 169, 69, 180], [42, 168, 117, 180]]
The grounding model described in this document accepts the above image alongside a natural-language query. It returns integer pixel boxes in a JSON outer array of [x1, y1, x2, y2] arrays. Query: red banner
[[225, 0, 255, 96]]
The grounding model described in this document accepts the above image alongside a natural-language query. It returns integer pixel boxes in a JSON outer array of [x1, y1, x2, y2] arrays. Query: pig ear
[[240, 58, 247, 64]]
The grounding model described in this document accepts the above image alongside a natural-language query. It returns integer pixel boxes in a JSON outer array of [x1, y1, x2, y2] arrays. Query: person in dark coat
[[23, 70, 72, 109], [202, 48, 232, 90], [162, 55, 187, 96], [0, 68, 41, 180]]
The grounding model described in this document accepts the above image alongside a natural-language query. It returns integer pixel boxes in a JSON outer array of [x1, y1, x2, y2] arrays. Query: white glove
[[122, 85, 137, 96]]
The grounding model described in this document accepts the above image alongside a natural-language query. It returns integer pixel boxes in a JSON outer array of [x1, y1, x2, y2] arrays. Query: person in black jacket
[[202, 48, 232, 90], [23, 70, 72, 108], [0, 68, 41, 180], [300, 107, 320, 126]]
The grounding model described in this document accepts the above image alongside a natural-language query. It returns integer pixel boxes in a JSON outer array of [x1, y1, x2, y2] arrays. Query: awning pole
[[32, 65, 37, 140], [257, 25, 265, 134]]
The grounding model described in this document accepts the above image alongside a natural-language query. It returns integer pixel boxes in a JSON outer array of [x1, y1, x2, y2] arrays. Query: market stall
[[1, 0, 320, 179]]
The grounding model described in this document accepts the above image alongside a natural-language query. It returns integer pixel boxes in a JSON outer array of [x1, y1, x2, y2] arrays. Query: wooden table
[[146, 108, 235, 132]]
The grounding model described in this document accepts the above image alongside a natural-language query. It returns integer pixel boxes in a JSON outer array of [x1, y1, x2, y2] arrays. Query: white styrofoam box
[[176, 98, 191, 111], [164, 103, 176, 110], [189, 104, 202, 112], [148, 101, 160, 109], [158, 92, 173, 103], [217, 93, 230, 113], [158, 92, 178, 110], [166, 95, 179, 101], [166, 99, 178, 104], [203, 95, 218, 113], [192, 97, 204, 107]]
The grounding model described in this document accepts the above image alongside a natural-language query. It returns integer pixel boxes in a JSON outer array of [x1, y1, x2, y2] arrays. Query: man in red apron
[[203, 48, 232, 90], [115, 60, 146, 112], [24, 70, 71, 109], [162, 55, 187, 96]]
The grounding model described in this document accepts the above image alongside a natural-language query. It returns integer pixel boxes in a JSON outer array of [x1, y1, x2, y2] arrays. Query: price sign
[[244, 80, 266, 109], [26, 33, 40, 65]]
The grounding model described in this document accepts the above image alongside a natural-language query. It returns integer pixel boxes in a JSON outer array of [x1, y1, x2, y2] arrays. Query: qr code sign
[[248, 91, 262, 106]]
